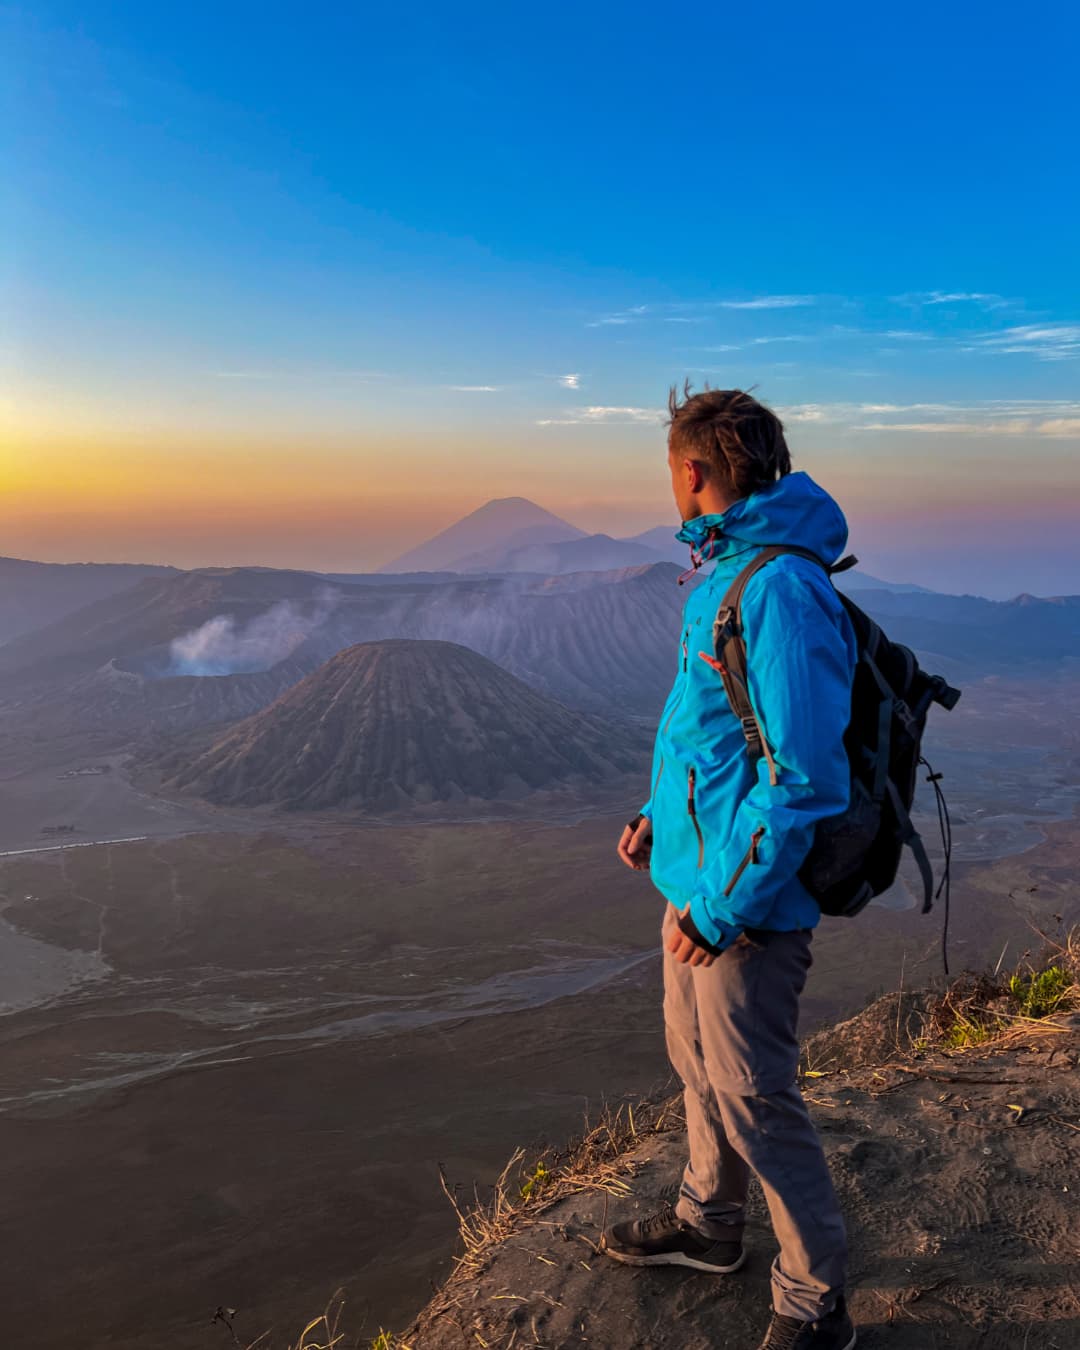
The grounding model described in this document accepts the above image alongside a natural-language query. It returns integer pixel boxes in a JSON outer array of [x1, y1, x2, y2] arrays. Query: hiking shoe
[[601, 1201, 745, 1273], [757, 1296, 856, 1350]]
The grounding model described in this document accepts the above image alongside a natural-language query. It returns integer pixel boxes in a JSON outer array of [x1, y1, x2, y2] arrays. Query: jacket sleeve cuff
[[679, 897, 738, 956]]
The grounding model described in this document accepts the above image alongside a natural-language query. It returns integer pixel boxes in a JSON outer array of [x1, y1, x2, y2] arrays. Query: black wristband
[[677, 908, 725, 957]]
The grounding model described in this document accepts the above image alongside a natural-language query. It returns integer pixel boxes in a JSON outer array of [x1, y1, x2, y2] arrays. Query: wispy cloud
[[1039, 418, 1080, 436], [537, 405, 662, 427], [696, 336, 811, 352], [584, 292, 1042, 338], [581, 405, 660, 421], [782, 405, 831, 422], [965, 323, 1080, 362], [717, 295, 817, 310], [856, 420, 1034, 434], [586, 305, 650, 328], [557, 373, 582, 389], [445, 384, 502, 392], [585, 295, 816, 327], [892, 290, 1011, 310], [780, 398, 1080, 437], [926, 292, 1008, 306]]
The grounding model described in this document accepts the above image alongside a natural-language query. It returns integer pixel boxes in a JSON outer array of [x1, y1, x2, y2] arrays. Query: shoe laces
[[761, 1313, 806, 1350], [639, 1201, 681, 1237]]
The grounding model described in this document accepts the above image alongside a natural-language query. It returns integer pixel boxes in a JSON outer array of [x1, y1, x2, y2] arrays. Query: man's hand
[[617, 815, 652, 870], [666, 908, 718, 966]]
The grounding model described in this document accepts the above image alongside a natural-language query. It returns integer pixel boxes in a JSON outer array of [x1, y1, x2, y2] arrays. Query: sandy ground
[[1, 809, 1078, 1349], [0, 751, 249, 855], [406, 1011, 1080, 1350], [0, 914, 108, 1012]]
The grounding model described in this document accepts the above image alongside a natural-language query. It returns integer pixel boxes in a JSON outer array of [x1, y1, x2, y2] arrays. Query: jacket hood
[[675, 471, 849, 566]]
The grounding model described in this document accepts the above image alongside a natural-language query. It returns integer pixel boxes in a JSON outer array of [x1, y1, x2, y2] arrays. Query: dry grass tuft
[[436, 1095, 682, 1290], [213, 1290, 383, 1350], [281, 1294, 349, 1350], [367, 1330, 414, 1350]]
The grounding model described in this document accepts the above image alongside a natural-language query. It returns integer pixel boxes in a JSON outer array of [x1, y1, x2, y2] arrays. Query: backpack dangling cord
[[920, 756, 953, 977]]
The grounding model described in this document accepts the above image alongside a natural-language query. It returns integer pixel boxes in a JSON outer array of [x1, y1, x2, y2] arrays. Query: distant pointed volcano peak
[[380, 498, 585, 573]]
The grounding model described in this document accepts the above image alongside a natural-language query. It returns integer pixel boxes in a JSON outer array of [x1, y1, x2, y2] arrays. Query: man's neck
[[687, 488, 741, 521]]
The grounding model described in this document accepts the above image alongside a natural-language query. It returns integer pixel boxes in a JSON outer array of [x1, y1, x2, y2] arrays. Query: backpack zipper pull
[[750, 825, 765, 864], [682, 629, 689, 671]]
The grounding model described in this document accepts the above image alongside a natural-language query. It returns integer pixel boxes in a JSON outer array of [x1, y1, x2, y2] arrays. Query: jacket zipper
[[651, 626, 693, 802], [722, 826, 766, 897], [687, 766, 705, 868]]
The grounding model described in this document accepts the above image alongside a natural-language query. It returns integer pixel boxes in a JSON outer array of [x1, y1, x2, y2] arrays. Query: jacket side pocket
[[687, 767, 705, 868], [722, 826, 766, 898]]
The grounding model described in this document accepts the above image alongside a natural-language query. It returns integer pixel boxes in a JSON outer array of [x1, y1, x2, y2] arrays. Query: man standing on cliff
[[605, 387, 858, 1350]]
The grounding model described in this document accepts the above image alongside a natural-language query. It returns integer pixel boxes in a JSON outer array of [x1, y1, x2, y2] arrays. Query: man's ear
[[685, 458, 706, 494]]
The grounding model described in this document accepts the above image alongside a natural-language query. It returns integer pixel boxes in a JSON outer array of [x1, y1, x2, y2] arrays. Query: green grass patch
[[940, 1011, 997, 1050], [1007, 965, 1074, 1019], [929, 928, 1079, 1052]]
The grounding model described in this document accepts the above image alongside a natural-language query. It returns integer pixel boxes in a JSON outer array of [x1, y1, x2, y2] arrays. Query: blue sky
[[5, 1, 1080, 595]]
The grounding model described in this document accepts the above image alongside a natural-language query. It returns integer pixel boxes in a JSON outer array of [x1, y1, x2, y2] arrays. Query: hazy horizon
[[7, 482, 1079, 601]]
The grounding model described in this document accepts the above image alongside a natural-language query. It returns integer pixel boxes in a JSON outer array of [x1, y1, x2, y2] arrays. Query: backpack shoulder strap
[[712, 545, 848, 784], [720, 544, 834, 615]]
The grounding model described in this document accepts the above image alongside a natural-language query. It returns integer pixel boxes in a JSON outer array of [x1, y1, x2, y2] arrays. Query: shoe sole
[[602, 1246, 746, 1274]]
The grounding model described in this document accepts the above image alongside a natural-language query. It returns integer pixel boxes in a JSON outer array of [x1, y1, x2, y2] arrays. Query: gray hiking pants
[[662, 904, 847, 1321]]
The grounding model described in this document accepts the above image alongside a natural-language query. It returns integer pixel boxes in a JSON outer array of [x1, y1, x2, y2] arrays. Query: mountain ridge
[[0, 563, 689, 732], [0, 556, 181, 646], [450, 531, 672, 575], [4, 557, 1080, 756]]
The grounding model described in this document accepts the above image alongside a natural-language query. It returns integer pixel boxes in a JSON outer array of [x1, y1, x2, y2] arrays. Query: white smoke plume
[[168, 588, 340, 677]]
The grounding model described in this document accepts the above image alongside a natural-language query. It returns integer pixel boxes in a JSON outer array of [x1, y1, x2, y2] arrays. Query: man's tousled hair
[[667, 383, 791, 499]]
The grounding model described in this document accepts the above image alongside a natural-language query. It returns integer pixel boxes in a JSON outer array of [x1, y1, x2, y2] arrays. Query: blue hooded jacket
[[641, 471, 858, 951]]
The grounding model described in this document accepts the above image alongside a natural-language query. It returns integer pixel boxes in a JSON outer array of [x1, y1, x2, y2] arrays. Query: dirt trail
[[404, 1012, 1080, 1349]]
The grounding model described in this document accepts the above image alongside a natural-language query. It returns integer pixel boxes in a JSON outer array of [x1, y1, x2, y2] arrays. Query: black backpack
[[711, 546, 962, 934]]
